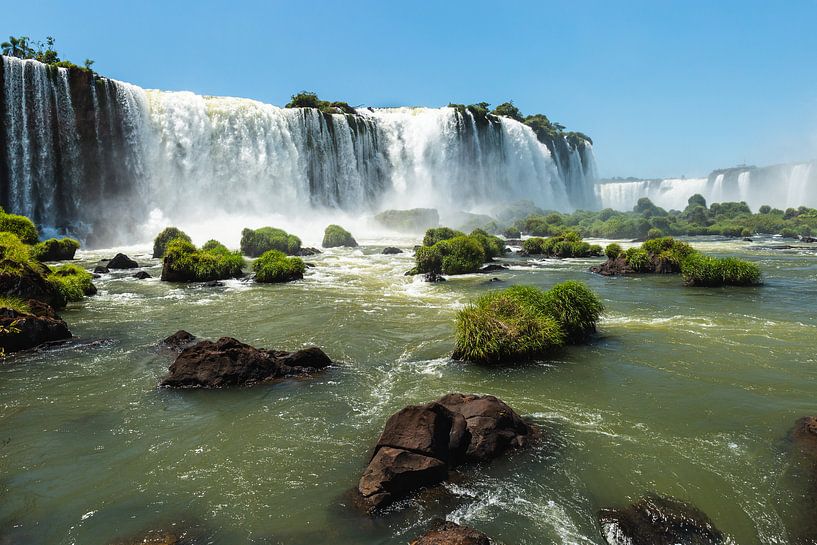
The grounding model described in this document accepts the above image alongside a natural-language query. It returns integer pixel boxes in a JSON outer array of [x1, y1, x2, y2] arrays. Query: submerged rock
[[382, 247, 403, 255], [357, 393, 532, 511], [133, 271, 152, 279], [0, 300, 71, 353], [423, 273, 446, 283], [94, 265, 110, 274], [412, 522, 492, 545], [477, 264, 508, 273], [202, 280, 224, 287], [108, 253, 139, 269], [160, 330, 197, 352], [160, 337, 331, 388], [598, 494, 725, 545], [298, 247, 322, 256]]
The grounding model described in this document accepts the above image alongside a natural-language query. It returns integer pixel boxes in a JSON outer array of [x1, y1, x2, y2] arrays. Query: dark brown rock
[[298, 247, 322, 256], [357, 393, 531, 511], [133, 271, 152, 279], [0, 301, 71, 353], [382, 247, 403, 255], [108, 253, 139, 269], [598, 495, 725, 545], [0, 260, 66, 308], [160, 330, 197, 352], [412, 522, 492, 545], [94, 265, 110, 274], [160, 337, 331, 388]]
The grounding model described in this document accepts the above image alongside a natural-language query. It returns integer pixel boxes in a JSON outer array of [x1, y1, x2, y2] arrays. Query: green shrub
[[541, 280, 604, 343], [422, 227, 464, 247], [31, 238, 80, 261], [740, 227, 752, 237], [646, 228, 664, 239], [201, 239, 229, 253], [469, 229, 505, 259], [0, 232, 33, 267], [453, 286, 565, 364], [502, 226, 522, 238], [161, 238, 245, 282], [680, 253, 761, 287], [453, 282, 603, 363], [780, 228, 798, 239], [522, 232, 601, 258], [153, 227, 191, 258], [47, 264, 94, 302], [240, 227, 302, 256], [322, 225, 358, 248], [0, 296, 31, 314], [624, 247, 650, 272], [415, 245, 442, 274], [253, 250, 305, 283], [438, 236, 486, 274], [605, 243, 623, 259], [0, 212, 38, 244]]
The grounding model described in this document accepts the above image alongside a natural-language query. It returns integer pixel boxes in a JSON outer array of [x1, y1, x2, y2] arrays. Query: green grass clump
[[522, 231, 601, 258], [153, 227, 192, 258], [0, 296, 31, 314], [161, 238, 245, 282], [253, 250, 306, 283], [0, 212, 38, 244], [541, 281, 604, 343], [680, 253, 761, 287], [605, 243, 623, 259], [453, 281, 603, 364], [0, 232, 34, 269], [623, 247, 650, 272], [322, 225, 358, 248], [47, 264, 94, 302], [422, 227, 464, 247], [31, 238, 80, 261], [240, 227, 302, 257]]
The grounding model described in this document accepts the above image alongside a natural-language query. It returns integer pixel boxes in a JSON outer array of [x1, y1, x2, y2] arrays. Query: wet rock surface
[[411, 521, 492, 545], [0, 300, 71, 353], [108, 253, 139, 269]]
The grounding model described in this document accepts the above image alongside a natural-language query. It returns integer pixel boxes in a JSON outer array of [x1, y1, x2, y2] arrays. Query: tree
[[492, 101, 524, 122], [1, 35, 34, 58], [687, 194, 707, 209], [758, 205, 771, 215]]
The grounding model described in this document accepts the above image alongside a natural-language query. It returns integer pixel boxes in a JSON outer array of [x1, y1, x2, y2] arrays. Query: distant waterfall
[[597, 163, 817, 212], [0, 55, 598, 246]]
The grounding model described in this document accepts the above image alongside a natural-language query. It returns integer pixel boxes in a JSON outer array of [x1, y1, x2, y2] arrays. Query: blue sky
[[5, 0, 817, 178]]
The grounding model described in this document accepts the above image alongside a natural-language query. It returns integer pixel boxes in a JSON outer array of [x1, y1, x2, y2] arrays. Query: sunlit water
[[1, 237, 816, 544]]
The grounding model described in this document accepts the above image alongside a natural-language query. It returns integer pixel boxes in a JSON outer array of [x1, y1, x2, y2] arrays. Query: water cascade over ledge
[[0, 56, 599, 246]]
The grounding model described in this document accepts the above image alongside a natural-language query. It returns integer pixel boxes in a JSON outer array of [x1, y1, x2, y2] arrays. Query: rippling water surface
[[1, 237, 816, 544]]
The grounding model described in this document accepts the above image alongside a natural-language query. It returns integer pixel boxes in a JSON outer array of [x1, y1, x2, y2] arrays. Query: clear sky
[[4, 0, 817, 179]]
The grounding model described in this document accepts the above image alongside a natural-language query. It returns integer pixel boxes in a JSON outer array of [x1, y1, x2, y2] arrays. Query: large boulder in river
[[0, 300, 71, 353], [159, 330, 197, 352], [598, 495, 725, 545], [412, 521, 492, 545], [357, 393, 532, 511], [0, 260, 66, 308], [790, 416, 817, 453], [108, 253, 139, 269], [160, 337, 331, 388]]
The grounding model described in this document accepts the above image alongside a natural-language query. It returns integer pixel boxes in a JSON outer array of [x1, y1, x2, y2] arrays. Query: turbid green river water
[[1, 236, 816, 545]]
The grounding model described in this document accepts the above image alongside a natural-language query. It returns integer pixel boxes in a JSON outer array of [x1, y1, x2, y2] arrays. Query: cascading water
[[596, 163, 817, 212], [0, 56, 598, 247]]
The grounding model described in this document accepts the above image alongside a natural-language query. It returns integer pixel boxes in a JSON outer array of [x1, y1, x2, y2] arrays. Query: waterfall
[[597, 163, 817, 212], [0, 55, 599, 247]]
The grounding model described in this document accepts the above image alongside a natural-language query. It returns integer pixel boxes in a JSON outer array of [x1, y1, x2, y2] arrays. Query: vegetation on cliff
[[153, 227, 192, 258], [286, 91, 357, 115], [1, 35, 95, 72], [453, 282, 603, 364]]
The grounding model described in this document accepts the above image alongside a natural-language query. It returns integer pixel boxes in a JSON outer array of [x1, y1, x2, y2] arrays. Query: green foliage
[[162, 238, 245, 282], [285, 91, 357, 115], [780, 228, 798, 239], [47, 264, 94, 302], [415, 235, 486, 275], [522, 231, 601, 258], [0, 296, 30, 314], [0, 232, 33, 269], [688, 194, 707, 208], [153, 227, 191, 258], [491, 101, 524, 122], [680, 253, 761, 287], [502, 226, 522, 238], [423, 227, 464, 247], [1, 35, 95, 74], [253, 250, 305, 283], [453, 282, 603, 364], [623, 247, 650, 272], [646, 228, 664, 239], [605, 243, 623, 259], [31, 238, 80, 261], [0, 212, 38, 244], [322, 225, 358, 248], [468, 229, 505, 259], [240, 227, 302, 257]]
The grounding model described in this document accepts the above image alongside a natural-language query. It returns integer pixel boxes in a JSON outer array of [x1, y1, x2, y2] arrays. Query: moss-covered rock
[[0, 211, 39, 244], [0, 233, 66, 308], [253, 250, 305, 283], [161, 239, 245, 282], [322, 225, 358, 248], [0, 298, 72, 353], [240, 227, 302, 257], [47, 264, 96, 302], [153, 227, 191, 258], [31, 238, 80, 261]]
